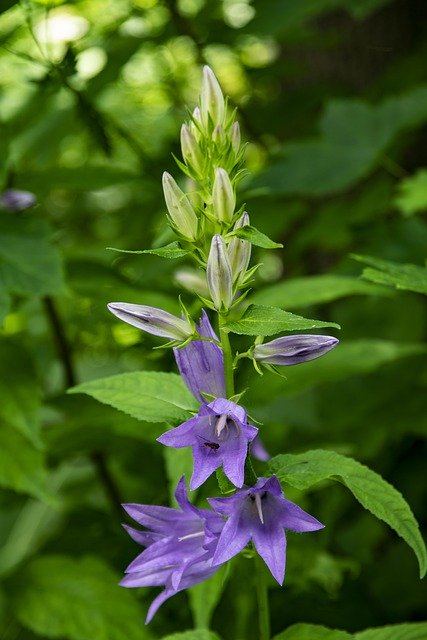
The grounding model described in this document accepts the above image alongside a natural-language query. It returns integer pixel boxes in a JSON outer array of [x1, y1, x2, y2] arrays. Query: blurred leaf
[[189, 565, 230, 630], [9, 555, 151, 640], [273, 623, 351, 639], [0, 424, 51, 502], [0, 218, 65, 296], [69, 371, 198, 423], [354, 622, 427, 639], [353, 255, 427, 295], [251, 275, 390, 309], [0, 285, 10, 324], [229, 226, 283, 249], [394, 169, 427, 216], [270, 450, 427, 577], [0, 339, 41, 447], [20, 166, 141, 191], [225, 304, 340, 336], [254, 87, 427, 196], [107, 242, 190, 259], [162, 632, 221, 640]]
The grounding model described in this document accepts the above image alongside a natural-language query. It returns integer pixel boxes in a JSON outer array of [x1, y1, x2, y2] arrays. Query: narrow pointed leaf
[[107, 242, 190, 259], [269, 449, 427, 578], [229, 225, 283, 249]]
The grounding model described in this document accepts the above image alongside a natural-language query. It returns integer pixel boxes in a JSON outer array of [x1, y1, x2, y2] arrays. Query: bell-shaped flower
[[121, 477, 224, 623], [209, 475, 324, 584], [157, 398, 258, 490], [107, 302, 194, 341], [253, 334, 339, 366], [174, 310, 225, 403], [207, 234, 234, 311]]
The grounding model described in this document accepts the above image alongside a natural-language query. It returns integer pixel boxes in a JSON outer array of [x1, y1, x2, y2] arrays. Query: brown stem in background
[[43, 296, 123, 516]]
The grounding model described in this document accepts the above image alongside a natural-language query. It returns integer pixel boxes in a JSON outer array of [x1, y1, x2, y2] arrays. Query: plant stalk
[[255, 554, 271, 640], [218, 313, 235, 398]]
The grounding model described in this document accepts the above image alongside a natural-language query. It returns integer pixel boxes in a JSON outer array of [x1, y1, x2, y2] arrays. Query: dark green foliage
[[1, 1, 427, 639]]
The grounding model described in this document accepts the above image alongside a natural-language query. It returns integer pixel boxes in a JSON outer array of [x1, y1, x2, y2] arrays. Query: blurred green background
[[0, 1, 427, 639]]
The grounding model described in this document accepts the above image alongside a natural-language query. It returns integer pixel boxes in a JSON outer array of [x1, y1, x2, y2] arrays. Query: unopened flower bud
[[0, 189, 36, 211], [253, 335, 339, 366], [230, 122, 241, 154], [180, 124, 204, 175], [107, 302, 194, 341], [162, 172, 198, 242], [228, 212, 251, 283], [212, 125, 225, 144], [174, 268, 209, 297], [212, 168, 235, 224], [207, 234, 233, 311], [200, 65, 225, 129]]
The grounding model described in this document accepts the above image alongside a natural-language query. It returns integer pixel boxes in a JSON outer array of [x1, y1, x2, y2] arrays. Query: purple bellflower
[[253, 334, 339, 366], [209, 475, 324, 584], [157, 398, 258, 489], [121, 477, 224, 623], [174, 310, 226, 403], [0, 189, 36, 211]]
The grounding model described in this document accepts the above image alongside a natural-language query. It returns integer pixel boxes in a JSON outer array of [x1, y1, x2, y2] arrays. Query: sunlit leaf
[[225, 304, 340, 336]]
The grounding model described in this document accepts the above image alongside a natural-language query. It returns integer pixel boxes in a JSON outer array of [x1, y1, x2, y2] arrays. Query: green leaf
[[229, 225, 283, 249], [0, 285, 10, 325], [162, 632, 221, 640], [225, 304, 340, 336], [189, 564, 229, 630], [355, 622, 427, 640], [0, 424, 51, 502], [353, 255, 427, 295], [19, 165, 141, 191], [273, 623, 351, 640], [107, 242, 190, 259], [251, 275, 390, 309], [69, 371, 198, 423], [394, 168, 427, 216], [9, 555, 152, 640], [269, 450, 427, 578], [0, 339, 42, 447], [0, 218, 65, 297], [253, 86, 427, 196]]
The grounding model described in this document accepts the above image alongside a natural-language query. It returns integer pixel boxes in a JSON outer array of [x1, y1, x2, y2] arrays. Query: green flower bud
[[212, 167, 235, 224], [180, 124, 204, 175], [228, 212, 251, 284], [162, 172, 198, 242], [174, 268, 209, 297], [200, 65, 225, 129], [230, 121, 241, 154], [207, 234, 233, 311]]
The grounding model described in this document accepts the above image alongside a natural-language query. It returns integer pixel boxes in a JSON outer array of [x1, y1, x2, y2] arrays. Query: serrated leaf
[[273, 623, 351, 640], [0, 218, 65, 297], [162, 632, 221, 640], [9, 555, 152, 640], [355, 622, 427, 640], [0, 424, 51, 502], [269, 450, 427, 578], [229, 225, 283, 249], [189, 564, 229, 630], [252, 86, 427, 196], [0, 339, 42, 447], [251, 275, 390, 309], [353, 255, 427, 295], [107, 242, 190, 259], [69, 371, 198, 423], [394, 168, 427, 216], [225, 304, 339, 336]]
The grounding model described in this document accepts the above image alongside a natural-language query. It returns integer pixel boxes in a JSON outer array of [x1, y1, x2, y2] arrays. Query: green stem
[[218, 314, 235, 398], [255, 554, 271, 640]]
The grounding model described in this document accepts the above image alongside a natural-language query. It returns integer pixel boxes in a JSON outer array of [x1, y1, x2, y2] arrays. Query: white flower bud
[[174, 268, 209, 297], [162, 172, 198, 242], [228, 212, 251, 283], [207, 234, 233, 311], [230, 122, 241, 153], [108, 303, 194, 341], [180, 124, 204, 175], [212, 167, 235, 224], [200, 65, 225, 129]]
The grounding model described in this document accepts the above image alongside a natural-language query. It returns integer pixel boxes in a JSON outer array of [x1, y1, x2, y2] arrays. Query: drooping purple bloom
[[121, 477, 224, 623], [107, 302, 194, 341], [157, 398, 258, 490], [253, 335, 339, 366], [0, 189, 36, 211], [209, 475, 324, 584], [174, 310, 225, 402]]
